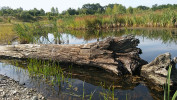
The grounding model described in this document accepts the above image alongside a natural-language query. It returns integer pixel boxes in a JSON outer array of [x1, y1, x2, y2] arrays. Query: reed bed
[[57, 9, 177, 30]]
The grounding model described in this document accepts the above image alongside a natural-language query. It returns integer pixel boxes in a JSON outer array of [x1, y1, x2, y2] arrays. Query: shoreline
[[0, 74, 45, 100]]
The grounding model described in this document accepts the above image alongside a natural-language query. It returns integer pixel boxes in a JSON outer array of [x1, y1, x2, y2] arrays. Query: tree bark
[[0, 35, 147, 75]]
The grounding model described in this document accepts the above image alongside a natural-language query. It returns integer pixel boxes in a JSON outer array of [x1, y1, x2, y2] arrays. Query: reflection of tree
[[64, 28, 177, 45], [26, 27, 177, 45], [124, 28, 177, 44]]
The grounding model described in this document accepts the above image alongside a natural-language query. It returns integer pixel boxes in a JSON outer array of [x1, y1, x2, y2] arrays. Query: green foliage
[[0, 7, 45, 22], [172, 91, 177, 100], [117, 4, 126, 14], [1, 3, 176, 28], [137, 6, 150, 10], [15, 11, 34, 22], [164, 65, 177, 100], [105, 7, 112, 15], [0, 18, 3, 22], [82, 3, 104, 14], [112, 5, 118, 14], [108, 4, 126, 14], [51, 7, 59, 16], [7, 17, 11, 23], [127, 7, 133, 14], [85, 17, 102, 30], [152, 4, 177, 11], [13, 21, 57, 43]]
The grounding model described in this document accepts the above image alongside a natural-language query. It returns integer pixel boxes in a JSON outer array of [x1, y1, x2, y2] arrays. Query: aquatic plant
[[57, 9, 177, 29], [85, 17, 103, 30], [99, 82, 117, 100], [164, 65, 177, 100], [13, 20, 60, 44]]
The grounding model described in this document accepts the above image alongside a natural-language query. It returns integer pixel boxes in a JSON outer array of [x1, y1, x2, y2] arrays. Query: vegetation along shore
[[0, 3, 177, 30]]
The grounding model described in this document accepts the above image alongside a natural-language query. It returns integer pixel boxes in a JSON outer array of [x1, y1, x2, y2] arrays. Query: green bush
[[0, 18, 3, 22], [85, 18, 102, 30], [13, 21, 58, 43]]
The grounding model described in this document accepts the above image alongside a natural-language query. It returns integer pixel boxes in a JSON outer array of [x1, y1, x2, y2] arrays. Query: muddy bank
[[0, 74, 45, 100]]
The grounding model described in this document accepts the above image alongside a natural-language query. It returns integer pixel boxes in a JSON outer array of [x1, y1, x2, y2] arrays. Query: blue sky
[[0, 0, 177, 12]]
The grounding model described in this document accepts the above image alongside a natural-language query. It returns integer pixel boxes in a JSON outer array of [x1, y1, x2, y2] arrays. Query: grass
[[57, 9, 177, 30], [4, 58, 176, 100], [164, 65, 177, 100], [0, 18, 3, 22], [26, 59, 100, 100], [99, 82, 118, 100], [13, 20, 59, 44], [0, 24, 16, 44], [27, 59, 69, 86]]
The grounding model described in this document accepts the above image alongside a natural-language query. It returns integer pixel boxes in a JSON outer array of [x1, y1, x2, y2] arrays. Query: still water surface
[[0, 28, 177, 100]]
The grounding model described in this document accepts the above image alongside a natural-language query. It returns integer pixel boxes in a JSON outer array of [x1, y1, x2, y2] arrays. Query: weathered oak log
[[0, 36, 147, 75]]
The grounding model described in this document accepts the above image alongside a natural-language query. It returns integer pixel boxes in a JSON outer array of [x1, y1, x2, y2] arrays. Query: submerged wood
[[0, 35, 147, 75]]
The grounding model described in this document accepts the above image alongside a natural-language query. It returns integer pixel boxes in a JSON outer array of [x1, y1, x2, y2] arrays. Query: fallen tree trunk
[[141, 53, 177, 90], [0, 35, 147, 75]]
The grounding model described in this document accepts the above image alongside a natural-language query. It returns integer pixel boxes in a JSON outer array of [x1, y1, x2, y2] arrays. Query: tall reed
[[164, 65, 177, 100], [13, 21, 58, 44], [57, 9, 177, 29]]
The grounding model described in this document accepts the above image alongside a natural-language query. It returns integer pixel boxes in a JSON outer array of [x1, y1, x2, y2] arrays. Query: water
[[0, 28, 177, 100], [36, 28, 177, 63], [0, 60, 155, 100]]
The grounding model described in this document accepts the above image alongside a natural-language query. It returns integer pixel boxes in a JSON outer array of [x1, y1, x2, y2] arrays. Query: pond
[[0, 28, 177, 100]]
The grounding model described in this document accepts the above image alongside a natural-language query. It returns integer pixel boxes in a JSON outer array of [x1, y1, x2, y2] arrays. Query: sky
[[0, 0, 177, 12]]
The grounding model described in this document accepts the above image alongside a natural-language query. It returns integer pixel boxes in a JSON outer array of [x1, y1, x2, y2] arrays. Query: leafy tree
[[51, 7, 59, 16], [106, 4, 115, 9], [82, 3, 104, 14], [112, 4, 126, 14], [127, 6, 133, 14], [117, 4, 126, 14], [137, 5, 150, 10], [39, 8, 45, 16], [105, 7, 112, 15], [152, 4, 158, 11], [51, 7, 56, 15], [68, 8, 79, 15], [112, 4, 118, 14], [56, 7, 59, 15], [18, 11, 33, 21]]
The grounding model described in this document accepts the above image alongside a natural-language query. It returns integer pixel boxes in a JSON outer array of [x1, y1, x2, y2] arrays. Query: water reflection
[[26, 28, 177, 63], [0, 59, 158, 100], [0, 28, 177, 99], [24, 28, 177, 45]]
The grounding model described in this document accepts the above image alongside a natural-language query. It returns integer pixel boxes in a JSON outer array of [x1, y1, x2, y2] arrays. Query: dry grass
[[0, 24, 17, 44]]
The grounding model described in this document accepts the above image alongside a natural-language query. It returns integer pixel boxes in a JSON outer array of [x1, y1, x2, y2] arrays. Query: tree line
[[60, 3, 177, 15], [0, 3, 177, 21]]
